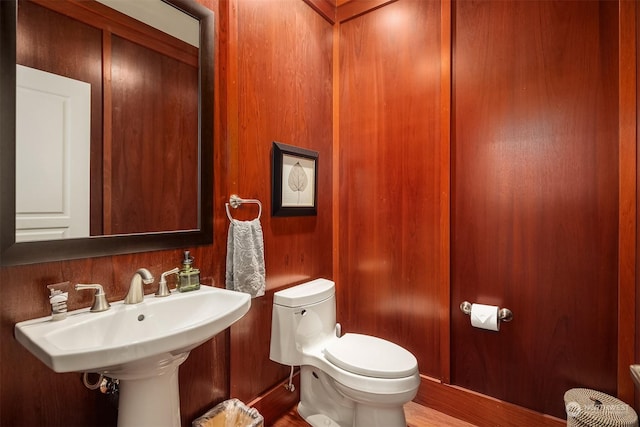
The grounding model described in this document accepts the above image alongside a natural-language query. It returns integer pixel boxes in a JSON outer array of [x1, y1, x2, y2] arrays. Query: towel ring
[[225, 194, 262, 221]]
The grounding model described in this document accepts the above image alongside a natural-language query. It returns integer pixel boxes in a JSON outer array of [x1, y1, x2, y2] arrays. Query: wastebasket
[[193, 398, 264, 427], [564, 388, 638, 427]]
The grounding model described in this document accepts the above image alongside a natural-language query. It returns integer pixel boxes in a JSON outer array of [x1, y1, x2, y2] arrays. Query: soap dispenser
[[177, 250, 200, 292]]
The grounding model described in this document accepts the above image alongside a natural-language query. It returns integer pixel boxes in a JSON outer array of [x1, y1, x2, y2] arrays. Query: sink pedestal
[[109, 352, 189, 427]]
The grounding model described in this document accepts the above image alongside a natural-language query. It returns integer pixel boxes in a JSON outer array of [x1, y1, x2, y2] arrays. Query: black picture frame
[[271, 142, 318, 217]]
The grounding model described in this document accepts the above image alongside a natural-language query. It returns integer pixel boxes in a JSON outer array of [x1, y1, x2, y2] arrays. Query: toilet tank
[[270, 279, 337, 366]]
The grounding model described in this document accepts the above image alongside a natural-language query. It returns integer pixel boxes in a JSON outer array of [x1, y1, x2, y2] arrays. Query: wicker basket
[[564, 388, 638, 427], [193, 398, 264, 427]]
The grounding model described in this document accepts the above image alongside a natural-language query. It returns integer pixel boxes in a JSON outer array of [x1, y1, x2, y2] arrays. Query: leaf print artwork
[[276, 146, 316, 212], [287, 162, 308, 204]]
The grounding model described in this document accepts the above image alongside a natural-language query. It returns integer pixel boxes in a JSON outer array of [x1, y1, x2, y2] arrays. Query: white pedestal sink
[[14, 285, 251, 427]]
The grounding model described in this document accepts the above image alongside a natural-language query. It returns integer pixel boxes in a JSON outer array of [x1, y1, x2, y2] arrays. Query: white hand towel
[[225, 218, 265, 297]]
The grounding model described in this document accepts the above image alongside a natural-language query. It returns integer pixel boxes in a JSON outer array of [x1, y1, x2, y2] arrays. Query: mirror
[[0, 0, 214, 265]]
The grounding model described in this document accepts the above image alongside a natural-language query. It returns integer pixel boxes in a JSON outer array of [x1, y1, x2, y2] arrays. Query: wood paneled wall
[[2, 0, 333, 423], [637, 0, 640, 410], [337, 0, 444, 378], [2, 0, 639, 426], [622, 0, 638, 407], [336, 0, 626, 422], [451, 1, 619, 418], [1, 1, 227, 426], [225, 0, 333, 402]]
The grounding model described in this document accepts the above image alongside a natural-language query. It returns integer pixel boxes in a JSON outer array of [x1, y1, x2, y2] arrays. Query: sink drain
[[137, 314, 145, 321]]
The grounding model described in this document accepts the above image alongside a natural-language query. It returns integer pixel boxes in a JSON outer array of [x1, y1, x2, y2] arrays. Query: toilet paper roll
[[470, 303, 500, 331]]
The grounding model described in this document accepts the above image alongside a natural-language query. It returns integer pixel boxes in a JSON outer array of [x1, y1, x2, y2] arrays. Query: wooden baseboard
[[247, 371, 300, 425], [415, 375, 565, 427]]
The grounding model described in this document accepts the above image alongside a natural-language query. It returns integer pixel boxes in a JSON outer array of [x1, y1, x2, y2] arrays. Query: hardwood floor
[[271, 402, 476, 427]]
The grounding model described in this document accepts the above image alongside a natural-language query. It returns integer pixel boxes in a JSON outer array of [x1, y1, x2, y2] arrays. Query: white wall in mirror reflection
[[96, 0, 199, 47]]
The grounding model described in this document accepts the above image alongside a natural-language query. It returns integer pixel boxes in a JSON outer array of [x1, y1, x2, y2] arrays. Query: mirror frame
[[0, 0, 214, 266]]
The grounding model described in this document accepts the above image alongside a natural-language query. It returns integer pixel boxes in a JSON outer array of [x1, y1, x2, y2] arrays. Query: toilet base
[[297, 366, 411, 427], [353, 404, 407, 427], [299, 366, 354, 426], [298, 403, 341, 427], [298, 399, 408, 427]]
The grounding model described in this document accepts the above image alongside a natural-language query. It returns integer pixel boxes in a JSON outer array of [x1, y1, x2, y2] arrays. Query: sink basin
[[15, 284, 250, 373], [15, 284, 251, 427]]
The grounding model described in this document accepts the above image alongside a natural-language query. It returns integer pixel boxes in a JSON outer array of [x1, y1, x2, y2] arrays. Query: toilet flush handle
[[335, 323, 341, 338]]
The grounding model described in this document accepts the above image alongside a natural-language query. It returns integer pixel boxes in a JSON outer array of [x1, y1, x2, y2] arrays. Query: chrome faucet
[[124, 268, 155, 304]]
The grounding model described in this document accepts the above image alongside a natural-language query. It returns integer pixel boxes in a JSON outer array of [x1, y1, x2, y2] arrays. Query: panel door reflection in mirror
[[16, 0, 199, 240], [16, 65, 91, 242]]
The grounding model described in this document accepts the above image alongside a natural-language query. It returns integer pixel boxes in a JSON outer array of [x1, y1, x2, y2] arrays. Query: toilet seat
[[323, 333, 417, 379]]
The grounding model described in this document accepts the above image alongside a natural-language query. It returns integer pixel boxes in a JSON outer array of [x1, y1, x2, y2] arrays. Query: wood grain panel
[[451, 0, 619, 418], [230, 290, 294, 401], [338, 0, 443, 378], [439, 0, 452, 384], [619, 0, 637, 405], [637, 0, 640, 411], [303, 0, 336, 24], [304, 0, 400, 24], [229, 0, 333, 403], [336, 0, 396, 23], [110, 35, 199, 234]]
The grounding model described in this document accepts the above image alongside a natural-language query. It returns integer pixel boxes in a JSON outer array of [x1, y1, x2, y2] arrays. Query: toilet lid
[[323, 333, 417, 379]]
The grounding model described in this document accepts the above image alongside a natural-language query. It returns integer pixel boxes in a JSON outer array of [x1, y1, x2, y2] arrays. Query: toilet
[[270, 278, 420, 427]]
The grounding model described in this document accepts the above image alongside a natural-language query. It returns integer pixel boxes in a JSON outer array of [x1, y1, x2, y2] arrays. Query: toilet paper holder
[[460, 301, 513, 322]]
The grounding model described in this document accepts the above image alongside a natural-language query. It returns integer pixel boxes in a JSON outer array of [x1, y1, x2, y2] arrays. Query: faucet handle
[[156, 267, 180, 297], [75, 284, 111, 312]]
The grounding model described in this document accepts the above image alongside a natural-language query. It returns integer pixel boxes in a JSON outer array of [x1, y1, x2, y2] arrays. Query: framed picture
[[271, 142, 318, 216]]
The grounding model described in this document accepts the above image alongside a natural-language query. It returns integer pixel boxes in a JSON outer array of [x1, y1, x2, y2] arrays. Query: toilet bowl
[[270, 279, 420, 427]]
